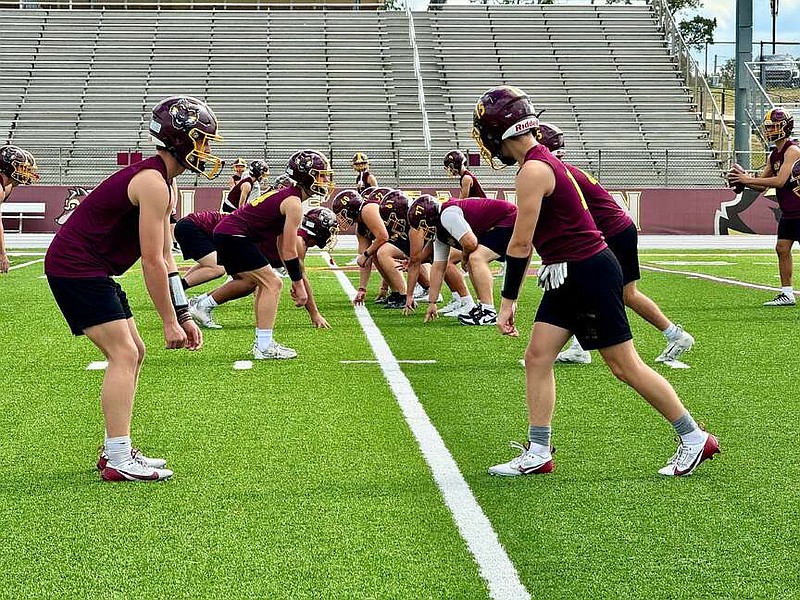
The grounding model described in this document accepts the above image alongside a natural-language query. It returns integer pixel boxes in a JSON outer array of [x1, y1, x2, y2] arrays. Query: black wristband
[[501, 255, 530, 300], [176, 306, 192, 324], [363, 250, 370, 258], [284, 257, 303, 282]]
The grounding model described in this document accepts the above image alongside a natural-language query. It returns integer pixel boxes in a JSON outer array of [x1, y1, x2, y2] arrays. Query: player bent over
[[535, 123, 695, 366], [0, 145, 39, 274], [213, 150, 333, 359], [408, 196, 516, 326], [173, 210, 227, 298], [45, 96, 219, 482], [190, 207, 338, 329], [473, 86, 719, 477]]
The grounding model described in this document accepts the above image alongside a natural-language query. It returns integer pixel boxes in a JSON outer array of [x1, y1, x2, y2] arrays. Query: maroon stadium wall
[[3, 186, 781, 236]]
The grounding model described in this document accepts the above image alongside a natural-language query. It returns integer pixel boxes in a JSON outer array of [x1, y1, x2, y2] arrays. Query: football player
[[221, 159, 269, 213], [352, 152, 378, 193], [189, 207, 338, 330], [536, 122, 695, 366], [173, 210, 227, 290], [44, 96, 220, 482], [473, 85, 718, 477], [331, 187, 393, 306], [444, 149, 486, 198], [408, 195, 515, 325], [213, 149, 333, 359], [729, 108, 800, 306], [0, 145, 38, 274], [228, 157, 247, 189]]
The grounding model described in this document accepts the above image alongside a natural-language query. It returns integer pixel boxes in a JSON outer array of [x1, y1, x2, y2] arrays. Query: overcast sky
[[406, 0, 800, 69]]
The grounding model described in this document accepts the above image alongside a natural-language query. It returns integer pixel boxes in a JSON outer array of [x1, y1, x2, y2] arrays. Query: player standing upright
[[535, 122, 694, 366], [729, 108, 800, 306], [45, 96, 219, 482], [352, 152, 378, 193], [444, 149, 485, 198], [472, 85, 718, 477], [222, 159, 269, 214], [0, 145, 39, 274]]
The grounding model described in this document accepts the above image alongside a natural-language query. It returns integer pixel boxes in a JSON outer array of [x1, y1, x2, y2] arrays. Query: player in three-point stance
[[472, 85, 719, 477]]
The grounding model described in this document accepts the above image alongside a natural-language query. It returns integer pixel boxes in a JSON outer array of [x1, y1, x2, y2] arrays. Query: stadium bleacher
[[0, 4, 725, 187]]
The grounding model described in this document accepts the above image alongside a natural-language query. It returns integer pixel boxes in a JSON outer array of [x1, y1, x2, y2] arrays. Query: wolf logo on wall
[[54, 187, 91, 226], [714, 188, 780, 235]]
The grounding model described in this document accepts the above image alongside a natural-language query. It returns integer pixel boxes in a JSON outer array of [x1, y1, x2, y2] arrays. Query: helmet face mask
[[536, 122, 565, 159], [444, 150, 466, 177], [472, 85, 539, 170], [150, 96, 224, 180], [0, 145, 38, 186], [762, 108, 795, 144], [301, 207, 339, 251], [352, 152, 369, 173]]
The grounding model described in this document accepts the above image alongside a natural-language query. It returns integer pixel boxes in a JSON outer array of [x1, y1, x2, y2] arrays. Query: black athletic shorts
[[777, 217, 800, 242], [214, 233, 269, 276], [174, 218, 215, 261], [47, 275, 133, 336], [477, 226, 513, 261], [389, 236, 411, 257], [535, 248, 632, 351], [605, 223, 641, 285]]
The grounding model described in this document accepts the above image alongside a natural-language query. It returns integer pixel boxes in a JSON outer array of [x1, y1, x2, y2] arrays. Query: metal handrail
[[405, 2, 432, 163]]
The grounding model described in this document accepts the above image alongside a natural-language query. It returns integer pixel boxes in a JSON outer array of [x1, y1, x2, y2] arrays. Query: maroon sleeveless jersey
[[214, 185, 297, 242], [461, 170, 486, 198], [225, 175, 255, 211], [45, 155, 170, 277], [565, 164, 633, 238], [186, 210, 225, 236], [770, 140, 800, 219], [523, 145, 606, 264], [356, 171, 372, 193], [441, 198, 516, 234], [356, 194, 381, 240]]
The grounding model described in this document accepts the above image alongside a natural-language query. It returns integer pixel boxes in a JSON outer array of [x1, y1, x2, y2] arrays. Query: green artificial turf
[[1, 249, 799, 599]]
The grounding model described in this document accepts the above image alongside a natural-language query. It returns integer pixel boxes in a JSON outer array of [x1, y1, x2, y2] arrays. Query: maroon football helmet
[[331, 189, 364, 228], [249, 159, 269, 180], [762, 107, 795, 143], [407, 195, 440, 240], [379, 190, 411, 238], [443, 150, 466, 176], [0, 145, 38, 186], [472, 85, 539, 169], [286, 150, 334, 199], [536, 122, 565, 158], [150, 96, 223, 179], [364, 186, 392, 204], [272, 174, 295, 190], [301, 206, 339, 250], [352, 152, 369, 173]]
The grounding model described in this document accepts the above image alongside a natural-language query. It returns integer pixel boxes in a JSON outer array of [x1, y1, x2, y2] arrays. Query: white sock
[[200, 295, 218, 309], [451, 292, 460, 302], [662, 323, 679, 340], [461, 295, 475, 309], [528, 441, 550, 456], [681, 428, 706, 445], [256, 328, 273, 349], [782, 286, 794, 297], [105, 435, 132, 466], [481, 302, 495, 312], [569, 337, 583, 351]]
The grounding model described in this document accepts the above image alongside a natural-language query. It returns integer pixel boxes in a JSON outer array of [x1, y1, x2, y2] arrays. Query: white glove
[[537, 262, 568, 291]]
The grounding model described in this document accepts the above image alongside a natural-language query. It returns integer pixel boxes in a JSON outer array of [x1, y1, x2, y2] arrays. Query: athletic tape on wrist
[[501, 255, 529, 300], [168, 272, 188, 309]]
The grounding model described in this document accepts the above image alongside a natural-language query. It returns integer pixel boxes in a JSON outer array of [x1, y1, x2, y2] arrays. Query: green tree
[[719, 57, 736, 87], [679, 15, 716, 51]]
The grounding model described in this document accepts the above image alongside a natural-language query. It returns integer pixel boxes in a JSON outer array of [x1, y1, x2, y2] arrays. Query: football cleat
[[458, 305, 497, 326], [489, 441, 554, 476], [188, 298, 222, 329], [253, 341, 298, 360], [383, 292, 406, 309], [763, 292, 796, 306], [97, 446, 167, 471], [101, 458, 173, 482], [438, 298, 462, 315], [658, 432, 720, 476], [412, 284, 428, 300], [555, 347, 592, 364], [655, 326, 694, 363]]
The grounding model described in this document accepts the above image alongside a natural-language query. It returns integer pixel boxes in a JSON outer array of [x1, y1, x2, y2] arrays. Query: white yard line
[[322, 252, 529, 600], [9, 258, 43, 271], [641, 264, 790, 295], [340, 359, 437, 364]]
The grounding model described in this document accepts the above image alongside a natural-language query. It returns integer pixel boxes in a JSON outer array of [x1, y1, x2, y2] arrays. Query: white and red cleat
[[489, 441, 555, 476], [658, 432, 720, 476], [101, 459, 173, 482], [97, 446, 167, 471]]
